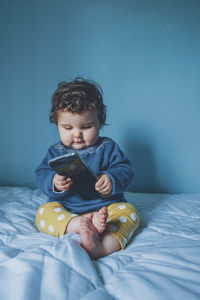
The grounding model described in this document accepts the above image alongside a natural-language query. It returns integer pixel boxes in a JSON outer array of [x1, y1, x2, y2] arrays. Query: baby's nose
[[74, 130, 82, 138]]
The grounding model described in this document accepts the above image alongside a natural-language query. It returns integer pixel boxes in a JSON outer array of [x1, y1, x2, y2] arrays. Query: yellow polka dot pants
[[35, 202, 139, 249]]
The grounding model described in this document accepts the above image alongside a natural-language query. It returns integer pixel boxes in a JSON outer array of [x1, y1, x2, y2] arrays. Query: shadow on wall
[[124, 126, 166, 193]]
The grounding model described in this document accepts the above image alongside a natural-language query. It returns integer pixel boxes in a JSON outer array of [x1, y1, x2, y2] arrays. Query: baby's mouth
[[74, 140, 84, 144]]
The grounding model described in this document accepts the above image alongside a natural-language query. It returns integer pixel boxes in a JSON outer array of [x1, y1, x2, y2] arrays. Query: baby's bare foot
[[92, 206, 108, 234], [80, 213, 104, 259]]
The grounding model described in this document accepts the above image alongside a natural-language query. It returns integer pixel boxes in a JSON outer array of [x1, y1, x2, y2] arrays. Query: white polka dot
[[72, 214, 78, 217], [57, 214, 65, 221], [39, 207, 44, 215], [129, 231, 134, 239], [119, 216, 127, 223], [123, 238, 127, 247], [109, 225, 118, 232], [48, 225, 55, 232], [40, 220, 45, 228], [54, 207, 62, 212], [119, 205, 126, 209], [131, 213, 136, 222]]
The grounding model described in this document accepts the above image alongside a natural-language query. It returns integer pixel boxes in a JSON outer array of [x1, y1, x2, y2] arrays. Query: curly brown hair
[[49, 77, 106, 128]]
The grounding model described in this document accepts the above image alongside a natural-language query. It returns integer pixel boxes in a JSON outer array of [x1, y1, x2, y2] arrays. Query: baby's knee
[[106, 202, 140, 249], [35, 202, 70, 237], [108, 202, 139, 225]]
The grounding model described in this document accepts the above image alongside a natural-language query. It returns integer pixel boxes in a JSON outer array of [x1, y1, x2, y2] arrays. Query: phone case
[[48, 153, 98, 192]]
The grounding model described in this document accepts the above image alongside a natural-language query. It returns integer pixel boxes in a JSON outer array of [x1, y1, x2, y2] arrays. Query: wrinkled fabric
[[0, 187, 200, 300]]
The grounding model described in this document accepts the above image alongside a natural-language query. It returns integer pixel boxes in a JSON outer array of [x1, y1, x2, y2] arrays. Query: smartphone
[[48, 153, 98, 193]]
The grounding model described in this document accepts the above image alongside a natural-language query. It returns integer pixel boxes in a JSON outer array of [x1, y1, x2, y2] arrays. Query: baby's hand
[[95, 174, 112, 196], [53, 174, 72, 192]]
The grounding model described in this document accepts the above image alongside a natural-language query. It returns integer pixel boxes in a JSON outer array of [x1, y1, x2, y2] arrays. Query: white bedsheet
[[0, 187, 200, 300]]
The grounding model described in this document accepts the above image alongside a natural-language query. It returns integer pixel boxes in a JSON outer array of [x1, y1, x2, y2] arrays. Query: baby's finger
[[95, 177, 105, 188], [100, 181, 112, 193], [66, 178, 72, 183], [60, 178, 72, 187], [56, 181, 72, 191], [62, 182, 72, 190], [54, 174, 66, 182], [58, 175, 66, 181], [95, 184, 108, 194], [100, 186, 110, 194], [55, 179, 66, 186]]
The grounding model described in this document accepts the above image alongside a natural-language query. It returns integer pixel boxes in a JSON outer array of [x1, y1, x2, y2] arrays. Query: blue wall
[[0, 0, 200, 193]]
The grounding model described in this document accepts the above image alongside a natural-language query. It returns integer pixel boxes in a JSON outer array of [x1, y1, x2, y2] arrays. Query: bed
[[0, 187, 200, 300]]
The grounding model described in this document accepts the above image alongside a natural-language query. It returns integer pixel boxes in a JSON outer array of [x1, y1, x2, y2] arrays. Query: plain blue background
[[0, 0, 200, 193]]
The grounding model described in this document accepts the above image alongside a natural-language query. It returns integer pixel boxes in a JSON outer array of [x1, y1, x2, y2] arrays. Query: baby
[[35, 78, 139, 259]]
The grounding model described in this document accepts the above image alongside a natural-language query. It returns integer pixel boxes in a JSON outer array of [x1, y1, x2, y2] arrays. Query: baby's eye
[[64, 126, 72, 130], [83, 125, 92, 129]]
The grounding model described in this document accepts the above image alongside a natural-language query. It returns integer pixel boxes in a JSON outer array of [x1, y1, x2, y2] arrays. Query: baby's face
[[57, 110, 100, 150]]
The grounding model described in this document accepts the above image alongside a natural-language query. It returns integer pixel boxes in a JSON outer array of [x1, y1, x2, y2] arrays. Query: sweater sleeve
[[35, 148, 69, 199], [101, 140, 134, 195]]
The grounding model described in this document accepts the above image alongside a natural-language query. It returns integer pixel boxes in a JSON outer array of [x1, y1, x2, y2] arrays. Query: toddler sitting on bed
[[35, 78, 139, 259]]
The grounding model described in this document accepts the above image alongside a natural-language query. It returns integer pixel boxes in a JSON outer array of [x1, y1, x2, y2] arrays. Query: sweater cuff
[[52, 183, 65, 194]]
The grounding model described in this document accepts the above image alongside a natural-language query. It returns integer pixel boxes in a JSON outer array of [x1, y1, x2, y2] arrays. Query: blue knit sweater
[[35, 137, 134, 214]]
